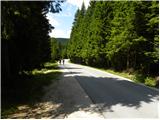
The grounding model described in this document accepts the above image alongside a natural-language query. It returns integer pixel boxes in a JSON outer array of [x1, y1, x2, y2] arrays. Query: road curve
[[60, 60, 159, 118]]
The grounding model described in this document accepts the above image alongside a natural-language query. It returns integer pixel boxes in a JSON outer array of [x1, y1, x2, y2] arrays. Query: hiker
[[59, 59, 61, 64], [62, 59, 65, 65]]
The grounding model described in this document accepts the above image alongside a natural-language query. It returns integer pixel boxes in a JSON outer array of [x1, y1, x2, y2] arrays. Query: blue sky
[[47, 0, 90, 38]]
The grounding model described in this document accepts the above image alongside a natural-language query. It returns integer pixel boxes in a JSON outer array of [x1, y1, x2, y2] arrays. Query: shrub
[[145, 77, 156, 87], [132, 73, 146, 83]]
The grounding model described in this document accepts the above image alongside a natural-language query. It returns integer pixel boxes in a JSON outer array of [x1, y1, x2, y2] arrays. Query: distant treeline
[[67, 1, 159, 76], [50, 38, 68, 61]]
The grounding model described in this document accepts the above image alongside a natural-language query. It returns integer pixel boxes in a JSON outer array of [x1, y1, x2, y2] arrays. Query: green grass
[[1, 62, 61, 118], [44, 62, 59, 69], [144, 77, 157, 87], [70, 61, 157, 88], [104, 69, 133, 80], [100, 69, 157, 88]]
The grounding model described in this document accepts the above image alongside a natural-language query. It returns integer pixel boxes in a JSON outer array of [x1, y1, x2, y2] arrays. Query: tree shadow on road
[[75, 76, 159, 111], [4, 69, 158, 118], [38, 71, 159, 118]]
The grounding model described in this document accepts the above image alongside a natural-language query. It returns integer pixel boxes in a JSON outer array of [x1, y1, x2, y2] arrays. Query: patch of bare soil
[[7, 79, 64, 119]]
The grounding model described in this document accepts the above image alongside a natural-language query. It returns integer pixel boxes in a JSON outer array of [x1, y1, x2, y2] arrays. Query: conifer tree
[[67, 1, 159, 75]]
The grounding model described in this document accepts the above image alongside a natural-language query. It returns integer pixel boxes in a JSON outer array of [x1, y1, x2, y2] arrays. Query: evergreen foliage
[[67, 1, 159, 76], [2, 1, 64, 85], [50, 37, 69, 61]]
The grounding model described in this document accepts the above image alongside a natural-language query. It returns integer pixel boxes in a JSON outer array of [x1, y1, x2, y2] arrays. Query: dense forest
[[67, 1, 159, 77], [50, 37, 68, 61], [1, 1, 66, 117], [1, 0, 159, 118], [2, 1, 64, 92], [56, 38, 69, 45]]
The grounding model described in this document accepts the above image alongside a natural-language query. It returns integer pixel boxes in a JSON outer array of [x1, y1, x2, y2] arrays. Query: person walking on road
[[59, 59, 61, 64], [62, 59, 65, 65]]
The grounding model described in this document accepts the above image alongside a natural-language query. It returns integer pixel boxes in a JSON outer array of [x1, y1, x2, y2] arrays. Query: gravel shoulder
[[6, 62, 104, 119]]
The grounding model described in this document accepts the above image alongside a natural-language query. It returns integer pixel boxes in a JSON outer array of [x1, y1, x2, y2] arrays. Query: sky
[[46, 0, 90, 38]]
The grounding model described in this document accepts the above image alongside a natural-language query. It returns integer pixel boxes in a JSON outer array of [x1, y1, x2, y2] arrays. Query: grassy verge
[[70, 61, 158, 88], [1, 62, 61, 118], [99, 68, 157, 88], [104, 69, 133, 80]]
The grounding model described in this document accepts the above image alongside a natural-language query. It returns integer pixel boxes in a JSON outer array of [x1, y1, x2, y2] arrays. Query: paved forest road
[[59, 60, 159, 118]]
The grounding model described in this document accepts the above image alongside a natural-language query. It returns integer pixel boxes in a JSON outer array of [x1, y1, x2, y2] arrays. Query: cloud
[[49, 29, 71, 38], [66, 29, 71, 37], [67, 0, 90, 9], [46, 13, 60, 26], [53, 12, 72, 17], [47, 0, 91, 38]]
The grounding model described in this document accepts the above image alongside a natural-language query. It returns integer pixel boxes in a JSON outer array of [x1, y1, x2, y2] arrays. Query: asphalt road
[[61, 60, 159, 118]]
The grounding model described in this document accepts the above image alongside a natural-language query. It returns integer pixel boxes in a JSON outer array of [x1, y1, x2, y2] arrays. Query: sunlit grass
[[44, 62, 58, 69], [32, 68, 60, 75], [101, 69, 157, 88], [145, 77, 157, 87], [70, 61, 158, 88], [104, 69, 133, 80]]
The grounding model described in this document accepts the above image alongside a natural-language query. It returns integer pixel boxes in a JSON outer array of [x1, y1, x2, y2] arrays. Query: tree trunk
[[2, 40, 11, 84]]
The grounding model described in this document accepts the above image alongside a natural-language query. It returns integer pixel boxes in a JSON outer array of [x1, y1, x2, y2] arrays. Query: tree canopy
[[67, 1, 159, 76], [2, 1, 64, 85]]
